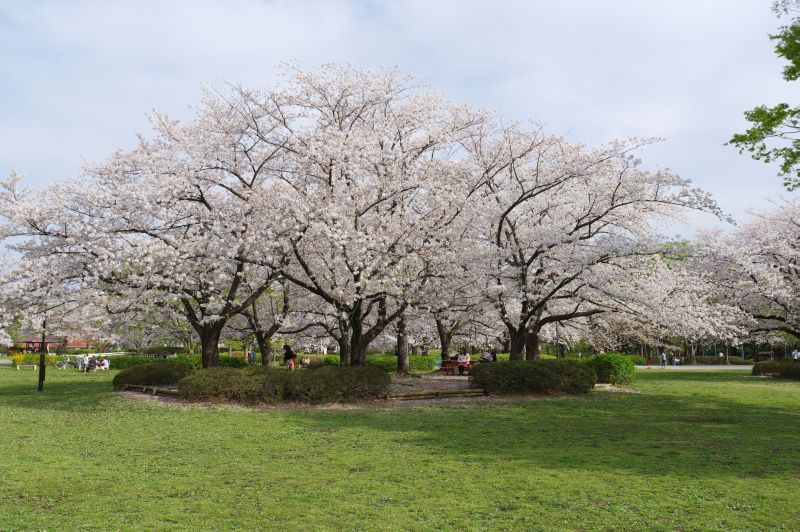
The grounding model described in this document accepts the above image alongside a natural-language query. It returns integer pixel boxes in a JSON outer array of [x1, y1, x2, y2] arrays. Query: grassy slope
[[0, 368, 798, 530]]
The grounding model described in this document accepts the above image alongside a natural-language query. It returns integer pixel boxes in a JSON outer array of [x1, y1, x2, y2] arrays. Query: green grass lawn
[[1, 368, 798, 530]]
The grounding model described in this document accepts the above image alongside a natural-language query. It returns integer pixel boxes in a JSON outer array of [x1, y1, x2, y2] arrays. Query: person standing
[[283, 344, 296, 371], [660, 351, 667, 368]]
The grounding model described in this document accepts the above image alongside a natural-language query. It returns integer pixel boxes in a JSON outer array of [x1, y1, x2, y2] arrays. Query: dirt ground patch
[[113, 374, 626, 410], [390, 374, 472, 395]]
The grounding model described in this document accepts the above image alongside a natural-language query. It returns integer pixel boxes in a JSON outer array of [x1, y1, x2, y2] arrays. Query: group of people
[[659, 352, 680, 367], [81, 355, 110, 372], [447, 347, 498, 375]]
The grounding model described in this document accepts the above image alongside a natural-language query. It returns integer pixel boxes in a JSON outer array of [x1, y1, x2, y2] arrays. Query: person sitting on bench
[[457, 347, 470, 376]]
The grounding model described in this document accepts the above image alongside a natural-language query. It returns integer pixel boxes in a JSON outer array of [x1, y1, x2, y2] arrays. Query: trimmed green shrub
[[367, 355, 436, 372], [323, 354, 437, 372], [365, 355, 397, 372], [584, 354, 635, 385], [470, 360, 596, 395], [178, 368, 283, 403], [139, 346, 186, 356], [112, 360, 194, 389], [695, 356, 754, 365], [179, 365, 391, 404], [217, 356, 248, 368], [108, 356, 160, 370], [620, 354, 647, 365], [752, 360, 800, 379], [336, 366, 392, 400]]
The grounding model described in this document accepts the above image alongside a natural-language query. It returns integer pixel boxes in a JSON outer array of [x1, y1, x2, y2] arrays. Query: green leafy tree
[[730, 1, 800, 190]]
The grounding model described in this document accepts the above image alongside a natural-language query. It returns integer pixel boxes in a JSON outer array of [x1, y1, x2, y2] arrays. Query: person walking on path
[[283, 344, 296, 371], [660, 351, 667, 368]]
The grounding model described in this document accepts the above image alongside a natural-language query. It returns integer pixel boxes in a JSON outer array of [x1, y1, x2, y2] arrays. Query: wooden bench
[[16, 364, 37, 371], [440, 360, 459, 375], [439, 359, 482, 375]]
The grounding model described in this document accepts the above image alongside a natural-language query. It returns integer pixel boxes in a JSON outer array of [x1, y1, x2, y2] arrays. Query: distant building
[[18, 338, 93, 351]]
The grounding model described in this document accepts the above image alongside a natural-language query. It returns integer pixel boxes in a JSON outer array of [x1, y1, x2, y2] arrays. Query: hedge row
[[752, 360, 800, 379], [112, 361, 195, 389], [695, 356, 754, 365], [11, 353, 64, 366], [583, 354, 635, 384], [470, 360, 597, 395], [179, 365, 391, 404], [323, 354, 437, 372], [85, 354, 249, 371]]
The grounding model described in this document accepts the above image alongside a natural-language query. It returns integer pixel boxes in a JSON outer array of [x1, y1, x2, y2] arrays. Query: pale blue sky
[[0, 0, 793, 229]]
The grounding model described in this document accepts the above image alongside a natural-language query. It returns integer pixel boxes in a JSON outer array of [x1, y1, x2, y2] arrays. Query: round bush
[[752, 360, 800, 379], [470, 360, 596, 395], [112, 360, 194, 389], [584, 354, 635, 384], [178, 365, 391, 404], [179, 367, 283, 403]]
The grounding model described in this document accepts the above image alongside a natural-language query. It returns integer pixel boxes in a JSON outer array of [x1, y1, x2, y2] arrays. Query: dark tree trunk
[[37, 318, 47, 392], [508, 327, 526, 361], [525, 328, 540, 361], [256, 330, 272, 367], [337, 318, 351, 366], [349, 304, 366, 366], [338, 336, 351, 366], [199, 324, 223, 368], [396, 315, 409, 373], [500, 333, 510, 354], [435, 318, 452, 360]]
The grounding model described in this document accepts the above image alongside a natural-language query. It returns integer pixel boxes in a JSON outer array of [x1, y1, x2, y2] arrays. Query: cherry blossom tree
[[273, 64, 486, 366], [463, 126, 727, 360], [0, 84, 295, 367], [702, 199, 800, 343]]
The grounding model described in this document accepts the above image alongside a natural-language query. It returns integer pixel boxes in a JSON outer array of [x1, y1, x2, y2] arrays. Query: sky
[[0, 0, 795, 233]]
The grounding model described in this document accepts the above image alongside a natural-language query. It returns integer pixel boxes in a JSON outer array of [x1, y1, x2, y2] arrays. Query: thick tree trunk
[[349, 306, 366, 366], [338, 336, 351, 366], [686, 341, 696, 365], [435, 318, 452, 360], [500, 334, 510, 354], [524, 328, 540, 361], [396, 315, 409, 374], [508, 327, 526, 361], [256, 331, 272, 367], [199, 325, 223, 368], [337, 318, 351, 366]]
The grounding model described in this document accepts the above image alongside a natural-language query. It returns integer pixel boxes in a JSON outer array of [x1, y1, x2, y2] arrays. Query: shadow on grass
[[634, 369, 754, 383], [282, 377, 800, 480]]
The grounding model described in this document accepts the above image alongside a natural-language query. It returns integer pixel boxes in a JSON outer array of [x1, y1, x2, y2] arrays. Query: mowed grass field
[[1, 367, 798, 530]]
